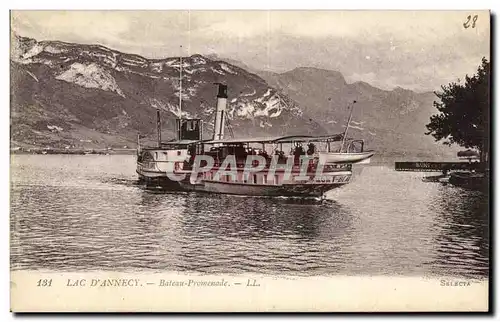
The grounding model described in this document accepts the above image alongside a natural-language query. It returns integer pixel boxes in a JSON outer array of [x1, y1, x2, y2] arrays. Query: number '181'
[[37, 279, 52, 287]]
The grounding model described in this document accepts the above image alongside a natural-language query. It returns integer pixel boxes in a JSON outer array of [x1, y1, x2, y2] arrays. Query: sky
[[11, 10, 490, 92]]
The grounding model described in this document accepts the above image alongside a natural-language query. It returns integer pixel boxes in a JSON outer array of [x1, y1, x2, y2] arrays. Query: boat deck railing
[[182, 161, 351, 173]]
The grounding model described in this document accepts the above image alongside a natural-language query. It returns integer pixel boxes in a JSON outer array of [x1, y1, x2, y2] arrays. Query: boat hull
[[136, 168, 183, 190], [179, 180, 348, 197]]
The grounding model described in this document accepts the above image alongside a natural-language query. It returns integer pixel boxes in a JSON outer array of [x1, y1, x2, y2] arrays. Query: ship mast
[[179, 45, 183, 120], [340, 100, 356, 153], [175, 46, 183, 141], [156, 109, 161, 147]]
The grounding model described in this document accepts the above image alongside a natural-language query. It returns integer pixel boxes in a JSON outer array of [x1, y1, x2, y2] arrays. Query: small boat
[[422, 174, 448, 183], [316, 99, 375, 165], [449, 171, 488, 191], [438, 176, 450, 183], [318, 150, 374, 164]]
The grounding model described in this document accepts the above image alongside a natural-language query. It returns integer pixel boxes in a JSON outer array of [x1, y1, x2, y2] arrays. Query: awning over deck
[[161, 139, 201, 145], [204, 134, 345, 145], [141, 139, 201, 150]]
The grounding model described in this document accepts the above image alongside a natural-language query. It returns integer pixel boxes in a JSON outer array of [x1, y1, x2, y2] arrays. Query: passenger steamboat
[[136, 59, 373, 198]]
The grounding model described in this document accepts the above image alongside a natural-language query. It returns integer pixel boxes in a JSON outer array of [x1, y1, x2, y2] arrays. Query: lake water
[[10, 155, 489, 278]]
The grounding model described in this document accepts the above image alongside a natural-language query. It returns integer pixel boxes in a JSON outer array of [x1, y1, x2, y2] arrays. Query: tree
[[425, 57, 490, 163]]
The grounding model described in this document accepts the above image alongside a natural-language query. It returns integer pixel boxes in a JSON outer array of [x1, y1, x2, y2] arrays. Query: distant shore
[[10, 148, 461, 161], [10, 148, 137, 155]]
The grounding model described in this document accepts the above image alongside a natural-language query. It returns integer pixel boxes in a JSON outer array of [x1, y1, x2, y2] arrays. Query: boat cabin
[[137, 118, 204, 173]]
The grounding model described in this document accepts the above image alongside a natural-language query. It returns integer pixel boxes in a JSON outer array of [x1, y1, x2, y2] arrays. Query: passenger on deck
[[188, 144, 196, 155], [307, 143, 316, 155], [188, 145, 197, 164], [293, 144, 305, 156], [274, 149, 286, 163], [293, 144, 305, 164], [259, 149, 269, 159], [234, 146, 246, 158]]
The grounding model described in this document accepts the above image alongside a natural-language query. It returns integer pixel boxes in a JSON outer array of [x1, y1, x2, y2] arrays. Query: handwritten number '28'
[[463, 15, 478, 29]]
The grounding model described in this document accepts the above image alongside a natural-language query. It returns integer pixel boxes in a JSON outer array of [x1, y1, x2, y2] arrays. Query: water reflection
[[132, 192, 357, 274], [427, 185, 489, 278], [179, 193, 353, 240]]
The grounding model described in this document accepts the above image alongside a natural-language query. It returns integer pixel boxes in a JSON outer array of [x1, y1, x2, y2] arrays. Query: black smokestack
[[213, 83, 228, 141], [215, 83, 228, 99]]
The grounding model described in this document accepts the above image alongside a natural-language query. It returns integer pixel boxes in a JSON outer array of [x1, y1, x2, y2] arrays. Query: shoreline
[[10, 148, 137, 155], [10, 149, 465, 161]]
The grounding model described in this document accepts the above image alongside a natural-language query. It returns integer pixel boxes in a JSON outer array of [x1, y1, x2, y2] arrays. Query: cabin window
[[177, 150, 181, 156], [154, 152, 158, 159], [253, 174, 257, 184], [226, 175, 231, 182], [264, 174, 268, 184]]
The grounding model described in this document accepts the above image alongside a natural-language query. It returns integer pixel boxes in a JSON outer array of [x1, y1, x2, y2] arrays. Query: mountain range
[[10, 34, 458, 158]]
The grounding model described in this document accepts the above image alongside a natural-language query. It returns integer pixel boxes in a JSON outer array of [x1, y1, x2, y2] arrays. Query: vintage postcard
[[10, 10, 490, 312]]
